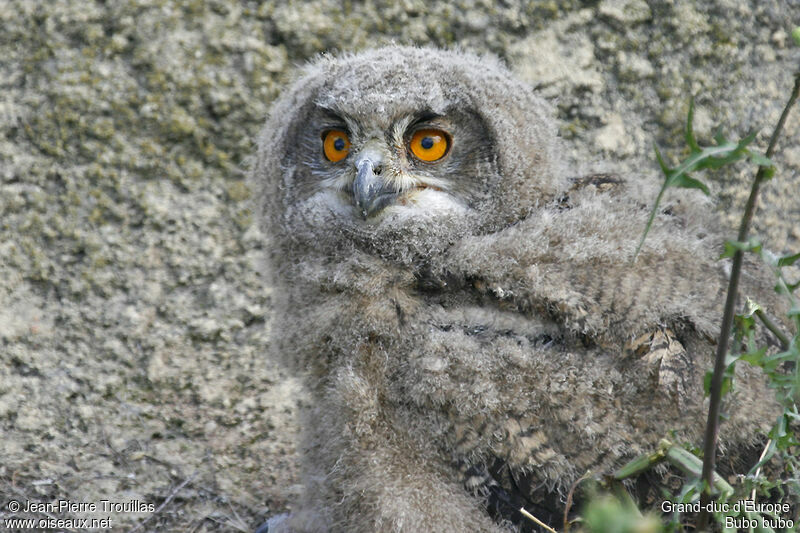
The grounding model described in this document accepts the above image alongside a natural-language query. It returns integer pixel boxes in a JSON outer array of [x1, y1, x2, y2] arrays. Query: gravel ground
[[1, 1, 798, 531]]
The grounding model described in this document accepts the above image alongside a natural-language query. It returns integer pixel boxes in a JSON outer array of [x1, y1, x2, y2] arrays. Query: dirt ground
[[1, 1, 798, 531]]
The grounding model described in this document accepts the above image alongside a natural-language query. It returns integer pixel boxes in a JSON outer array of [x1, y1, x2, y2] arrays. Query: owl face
[[297, 104, 494, 225], [318, 113, 458, 220], [256, 47, 565, 260]]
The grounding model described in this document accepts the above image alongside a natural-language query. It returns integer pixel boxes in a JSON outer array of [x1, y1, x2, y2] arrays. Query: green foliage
[[579, 493, 662, 533], [720, 238, 763, 259], [778, 252, 800, 268], [591, 84, 800, 531], [634, 99, 774, 259]]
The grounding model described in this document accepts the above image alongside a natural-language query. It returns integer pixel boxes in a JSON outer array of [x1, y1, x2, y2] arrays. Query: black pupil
[[421, 136, 434, 149], [333, 138, 345, 151]]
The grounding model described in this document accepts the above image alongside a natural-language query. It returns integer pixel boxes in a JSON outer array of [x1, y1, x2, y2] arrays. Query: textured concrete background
[[1, 1, 798, 531]]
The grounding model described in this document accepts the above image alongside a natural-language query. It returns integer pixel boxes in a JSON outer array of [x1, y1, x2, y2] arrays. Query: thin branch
[[129, 472, 198, 533], [563, 473, 592, 532], [750, 438, 774, 502], [755, 308, 791, 350], [697, 71, 800, 531], [520, 506, 559, 533]]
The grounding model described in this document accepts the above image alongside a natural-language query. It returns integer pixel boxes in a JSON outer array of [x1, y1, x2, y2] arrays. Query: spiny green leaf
[[636, 100, 768, 262], [739, 347, 767, 366], [685, 98, 700, 152], [720, 238, 762, 259], [735, 130, 758, 150], [654, 143, 670, 174], [749, 153, 774, 167], [777, 251, 800, 267], [792, 26, 800, 46], [669, 172, 711, 194]]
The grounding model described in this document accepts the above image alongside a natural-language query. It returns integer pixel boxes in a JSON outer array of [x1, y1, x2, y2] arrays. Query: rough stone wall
[[1, 1, 797, 530]]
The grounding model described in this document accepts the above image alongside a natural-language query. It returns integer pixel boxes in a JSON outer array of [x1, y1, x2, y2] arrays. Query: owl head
[[254, 46, 565, 265]]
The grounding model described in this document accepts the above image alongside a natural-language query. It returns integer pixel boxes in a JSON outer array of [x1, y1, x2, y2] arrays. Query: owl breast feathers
[[252, 46, 780, 532]]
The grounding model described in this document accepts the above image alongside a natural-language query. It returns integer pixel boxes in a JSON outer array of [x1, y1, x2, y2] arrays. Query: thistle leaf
[[635, 100, 767, 262], [777, 251, 800, 267], [685, 98, 700, 152], [669, 172, 710, 194], [749, 153, 774, 167], [720, 238, 762, 259]]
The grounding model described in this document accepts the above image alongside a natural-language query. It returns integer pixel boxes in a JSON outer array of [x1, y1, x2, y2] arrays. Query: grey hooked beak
[[353, 148, 395, 219]]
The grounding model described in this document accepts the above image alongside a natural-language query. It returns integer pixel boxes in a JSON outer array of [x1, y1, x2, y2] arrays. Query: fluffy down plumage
[[252, 46, 782, 532]]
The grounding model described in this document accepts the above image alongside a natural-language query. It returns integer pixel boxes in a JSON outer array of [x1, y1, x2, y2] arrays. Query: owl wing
[[432, 181, 787, 528], [450, 326, 703, 532]]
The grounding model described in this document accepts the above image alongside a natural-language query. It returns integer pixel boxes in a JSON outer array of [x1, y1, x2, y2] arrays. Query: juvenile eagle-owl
[[253, 46, 779, 532]]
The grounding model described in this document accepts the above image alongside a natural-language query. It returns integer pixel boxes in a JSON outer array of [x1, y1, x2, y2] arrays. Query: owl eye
[[409, 128, 449, 162], [323, 129, 350, 162]]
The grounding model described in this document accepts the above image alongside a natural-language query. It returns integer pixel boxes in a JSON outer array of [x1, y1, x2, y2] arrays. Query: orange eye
[[323, 129, 350, 162], [409, 128, 449, 162]]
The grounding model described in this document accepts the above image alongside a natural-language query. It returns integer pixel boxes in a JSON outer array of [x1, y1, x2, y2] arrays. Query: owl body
[[254, 47, 779, 532]]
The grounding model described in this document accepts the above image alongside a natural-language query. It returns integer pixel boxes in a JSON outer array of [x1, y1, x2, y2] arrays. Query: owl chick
[[252, 46, 782, 532]]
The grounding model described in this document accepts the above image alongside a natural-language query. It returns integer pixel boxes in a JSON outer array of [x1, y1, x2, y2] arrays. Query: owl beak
[[353, 153, 393, 219]]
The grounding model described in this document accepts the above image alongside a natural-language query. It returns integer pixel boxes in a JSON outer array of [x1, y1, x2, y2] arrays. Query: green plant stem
[[755, 308, 791, 350], [614, 440, 734, 495], [697, 72, 800, 531]]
